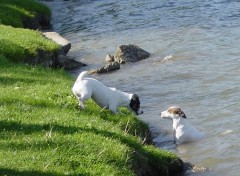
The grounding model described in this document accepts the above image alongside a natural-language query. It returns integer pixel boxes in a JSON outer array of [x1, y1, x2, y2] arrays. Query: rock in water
[[91, 62, 120, 74], [105, 54, 115, 62], [114, 44, 150, 63]]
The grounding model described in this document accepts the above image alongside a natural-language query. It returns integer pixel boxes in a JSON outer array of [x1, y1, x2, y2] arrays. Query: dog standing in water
[[160, 106, 203, 144], [72, 71, 143, 115]]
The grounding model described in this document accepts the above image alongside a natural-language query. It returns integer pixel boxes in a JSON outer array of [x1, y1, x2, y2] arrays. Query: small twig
[[124, 119, 130, 133], [43, 162, 51, 171], [45, 125, 54, 138], [97, 149, 106, 156], [100, 106, 107, 112], [142, 136, 147, 144]]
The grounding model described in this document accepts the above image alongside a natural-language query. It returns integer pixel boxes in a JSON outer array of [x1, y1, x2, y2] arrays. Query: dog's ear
[[179, 111, 187, 118], [176, 109, 187, 118], [131, 94, 139, 101], [130, 94, 140, 114]]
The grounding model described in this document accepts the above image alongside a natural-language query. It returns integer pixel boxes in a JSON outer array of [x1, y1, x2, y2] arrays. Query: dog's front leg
[[77, 97, 85, 109], [109, 104, 117, 114], [173, 129, 176, 144]]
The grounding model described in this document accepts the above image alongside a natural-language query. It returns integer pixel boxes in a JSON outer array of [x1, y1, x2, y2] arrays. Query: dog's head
[[160, 106, 186, 119], [130, 94, 143, 115]]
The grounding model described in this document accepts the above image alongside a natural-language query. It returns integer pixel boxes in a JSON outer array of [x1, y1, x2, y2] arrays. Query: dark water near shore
[[43, 0, 240, 175]]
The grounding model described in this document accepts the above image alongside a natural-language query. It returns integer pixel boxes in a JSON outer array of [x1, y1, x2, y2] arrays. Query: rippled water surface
[[43, 0, 240, 175]]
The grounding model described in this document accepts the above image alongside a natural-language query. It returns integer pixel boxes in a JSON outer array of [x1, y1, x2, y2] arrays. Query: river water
[[43, 0, 240, 175]]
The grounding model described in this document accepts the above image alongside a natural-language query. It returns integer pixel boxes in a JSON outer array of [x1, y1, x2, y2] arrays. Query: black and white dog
[[72, 71, 143, 115], [160, 106, 203, 144]]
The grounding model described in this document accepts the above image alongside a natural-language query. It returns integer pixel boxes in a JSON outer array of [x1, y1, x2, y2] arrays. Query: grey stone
[[105, 54, 115, 62], [114, 44, 150, 63], [43, 32, 71, 55], [90, 62, 120, 74], [58, 55, 87, 70]]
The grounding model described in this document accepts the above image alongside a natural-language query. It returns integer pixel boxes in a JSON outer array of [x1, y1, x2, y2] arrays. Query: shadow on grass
[[0, 119, 143, 150], [0, 119, 160, 157], [0, 168, 61, 176], [0, 76, 44, 85], [0, 120, 78, 135], [0, 120, 183, 175]]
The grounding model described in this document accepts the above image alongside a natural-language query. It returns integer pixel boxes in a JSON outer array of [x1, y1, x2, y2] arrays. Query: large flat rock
[[43, 32, 71, 55]]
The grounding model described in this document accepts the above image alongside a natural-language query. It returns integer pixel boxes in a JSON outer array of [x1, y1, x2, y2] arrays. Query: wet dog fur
[[160, 106, 203, 144]]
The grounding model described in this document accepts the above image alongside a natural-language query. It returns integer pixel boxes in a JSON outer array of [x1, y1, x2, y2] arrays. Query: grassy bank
[[0, 0, 58, 64], [0, 25, 59, 63], [0, 0, 50, 28], [0, 0, 183, 175], [0, 57, 182, 175]]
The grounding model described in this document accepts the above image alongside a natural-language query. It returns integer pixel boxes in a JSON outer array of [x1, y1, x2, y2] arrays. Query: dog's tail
[[76, 71, 88, 82]]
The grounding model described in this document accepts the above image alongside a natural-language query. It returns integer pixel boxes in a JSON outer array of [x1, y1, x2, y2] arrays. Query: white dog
[[72, 71, 143, 115], [160, 106, 203, 144]]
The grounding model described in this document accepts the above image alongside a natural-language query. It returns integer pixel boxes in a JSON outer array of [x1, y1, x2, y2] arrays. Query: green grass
[[0, 25, 59, 63], [0, 0, 51, 28], [0, 57, 182, 175]]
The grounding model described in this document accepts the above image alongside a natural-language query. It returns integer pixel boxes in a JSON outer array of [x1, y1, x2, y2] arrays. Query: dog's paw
[[78, 105, 85, 110]]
